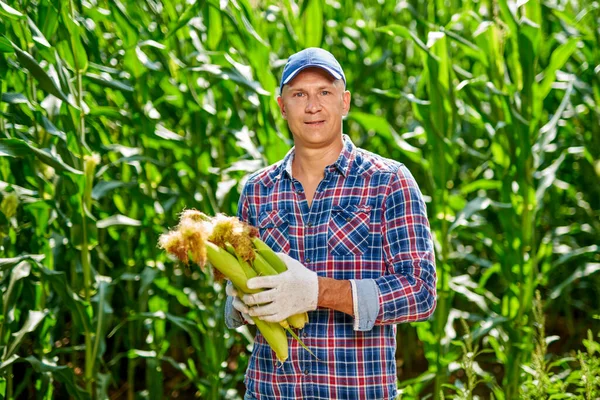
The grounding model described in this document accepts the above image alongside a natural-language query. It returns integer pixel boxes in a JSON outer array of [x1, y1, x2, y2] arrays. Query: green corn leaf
[[96, 214, 142, 228], [0, 138, 83, 175], [0, 254, 45, 270], [139, 267, 159, 296], [552, 245, 600, 269], [497, 0, 518, 34], [88, 106, 129, 120], [165, 0, 202, 39], [38, 0, 60, 40], [153, 276, 191, 308], [538, 37, 579, 100], [85, 72, 134, 92], [371, 88, 431, 105], [376, 24, 434, 58], [5, 310, 47, 359], [517, 18, 541, 103], [284, 326, 319, 360], [3, 262, 32, 319], [535, 151, 566, 206], [0, 1, 24, 20], [450, 274, 490, 313], [550, 263, 600, 299], [0, 36, 13, 52], [90, 276, 114, 362], [548, 4, 595, 39], [302, 0, 323, 47], [27, 16, 51, 49], [10, 42, 72, 105], [350, 111, 422, 163], [39, 268, 92, 332], [70, 210, 98, 250], [1, 92, 29, 104], [59, 4, 88, 73], [91, 181, 135, 200], [96, 372, 112, 400], [206, 3, 223, 50], [107, 312, 203, 349], [449, 196, 491, 232], [237, 11, 268, 47], [39, 114, 67, 142], [2, 356, 90, 400], [189, 64, 270, 95]]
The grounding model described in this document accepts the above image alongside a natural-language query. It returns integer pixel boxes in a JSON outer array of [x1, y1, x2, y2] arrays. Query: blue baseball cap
[[279, 48, 346, 93]]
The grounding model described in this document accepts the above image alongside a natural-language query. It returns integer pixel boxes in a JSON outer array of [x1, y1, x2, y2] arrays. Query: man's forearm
[[317, 277, 353, 316]]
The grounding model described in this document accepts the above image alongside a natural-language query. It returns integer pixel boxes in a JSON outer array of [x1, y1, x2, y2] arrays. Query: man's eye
[[321, 91, 330, 95], [293, 92, 304, 97]]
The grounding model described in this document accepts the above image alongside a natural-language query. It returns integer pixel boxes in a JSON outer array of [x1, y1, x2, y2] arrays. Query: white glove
[[226, 281, 255, 325], [243, 253, 319, 323]]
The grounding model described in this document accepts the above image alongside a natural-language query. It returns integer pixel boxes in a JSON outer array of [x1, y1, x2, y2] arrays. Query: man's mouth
[[305, 120, 325, 126]]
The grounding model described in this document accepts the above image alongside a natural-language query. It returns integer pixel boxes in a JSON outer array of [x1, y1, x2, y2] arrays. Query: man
[[225, 47, 437, 399]]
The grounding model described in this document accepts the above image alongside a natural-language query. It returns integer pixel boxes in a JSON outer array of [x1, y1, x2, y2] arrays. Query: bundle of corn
[[158, 209, 313, 363]]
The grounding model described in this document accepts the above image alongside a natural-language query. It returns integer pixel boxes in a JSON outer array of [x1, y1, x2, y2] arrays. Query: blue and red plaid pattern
[[237, 135, 437, 399]]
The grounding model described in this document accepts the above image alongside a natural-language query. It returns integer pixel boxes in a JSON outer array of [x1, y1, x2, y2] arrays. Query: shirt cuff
[[225, 294, 245, 329], [349, 279, 380, 331]]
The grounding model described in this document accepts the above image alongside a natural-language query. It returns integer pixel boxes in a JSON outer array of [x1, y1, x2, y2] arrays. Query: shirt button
[[304, 369, 309, 375], [303, 332, 308, 338], [345, 217, 351, 222], [306, 222, 313, 227], [305, 258, 311, 263]]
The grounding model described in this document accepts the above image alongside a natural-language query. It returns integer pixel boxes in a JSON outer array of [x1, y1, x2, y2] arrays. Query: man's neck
[[292, 138, 344, 181]]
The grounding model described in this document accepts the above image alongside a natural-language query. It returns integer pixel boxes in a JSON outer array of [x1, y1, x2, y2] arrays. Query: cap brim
[[282, 64, 343, 86]]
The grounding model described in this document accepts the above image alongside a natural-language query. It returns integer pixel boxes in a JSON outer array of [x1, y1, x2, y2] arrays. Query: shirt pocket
[[258, 209, 291, 254], [328, 204, 371, 256]]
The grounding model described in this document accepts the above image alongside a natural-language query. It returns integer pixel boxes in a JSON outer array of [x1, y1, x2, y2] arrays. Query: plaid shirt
[[234, 134, 437, 399]]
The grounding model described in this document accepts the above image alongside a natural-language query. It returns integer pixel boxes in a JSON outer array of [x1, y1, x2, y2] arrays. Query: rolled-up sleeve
[[374, 166, 437, 325], [349, 279, 380, 331], [225, 294, 245, 329]]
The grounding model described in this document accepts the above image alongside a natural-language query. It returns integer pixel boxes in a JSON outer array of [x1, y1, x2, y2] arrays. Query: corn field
[[0, 0, 599, 398]]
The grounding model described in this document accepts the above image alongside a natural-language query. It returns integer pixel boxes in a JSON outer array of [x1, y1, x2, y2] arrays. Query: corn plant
[[0, 0, 599, 399]]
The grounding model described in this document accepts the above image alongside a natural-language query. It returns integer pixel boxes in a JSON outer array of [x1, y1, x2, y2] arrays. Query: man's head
[[277, 48, 351, 148], [279, 48, 346, 94]]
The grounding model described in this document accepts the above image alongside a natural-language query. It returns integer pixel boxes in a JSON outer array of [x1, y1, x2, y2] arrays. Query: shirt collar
[[278, 134, 356, 181]]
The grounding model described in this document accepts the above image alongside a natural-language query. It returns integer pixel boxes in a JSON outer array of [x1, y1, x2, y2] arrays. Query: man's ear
[[277, 96, 287, 119], [342, 90, 351, 116]]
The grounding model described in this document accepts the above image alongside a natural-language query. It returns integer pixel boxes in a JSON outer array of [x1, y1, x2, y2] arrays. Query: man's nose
[[305, 96, 322, 113]]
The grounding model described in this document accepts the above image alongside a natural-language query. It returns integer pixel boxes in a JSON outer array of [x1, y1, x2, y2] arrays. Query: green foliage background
[[0, 0, 599, 398]]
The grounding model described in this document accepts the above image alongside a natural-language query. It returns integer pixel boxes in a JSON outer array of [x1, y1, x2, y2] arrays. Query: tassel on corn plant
[[158, 209, 316, 362]]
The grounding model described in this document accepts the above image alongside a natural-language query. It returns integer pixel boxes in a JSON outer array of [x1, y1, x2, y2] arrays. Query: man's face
[[277, 68, 351, 148]]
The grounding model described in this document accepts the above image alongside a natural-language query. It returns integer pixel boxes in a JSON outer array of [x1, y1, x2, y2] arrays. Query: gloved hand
[[243, 253, 319, 323], [226, 281, 255, 325]]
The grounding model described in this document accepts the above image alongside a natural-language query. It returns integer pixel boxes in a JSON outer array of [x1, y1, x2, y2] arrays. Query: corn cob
[[252, 318, 289, 362], [225, 243, 258, 281], [228, 250, 289, 362], [225, 245, 306, 330], [206, 242, 259, 294], [253, 238, 310, 329], [252, 238, 287, 273]]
